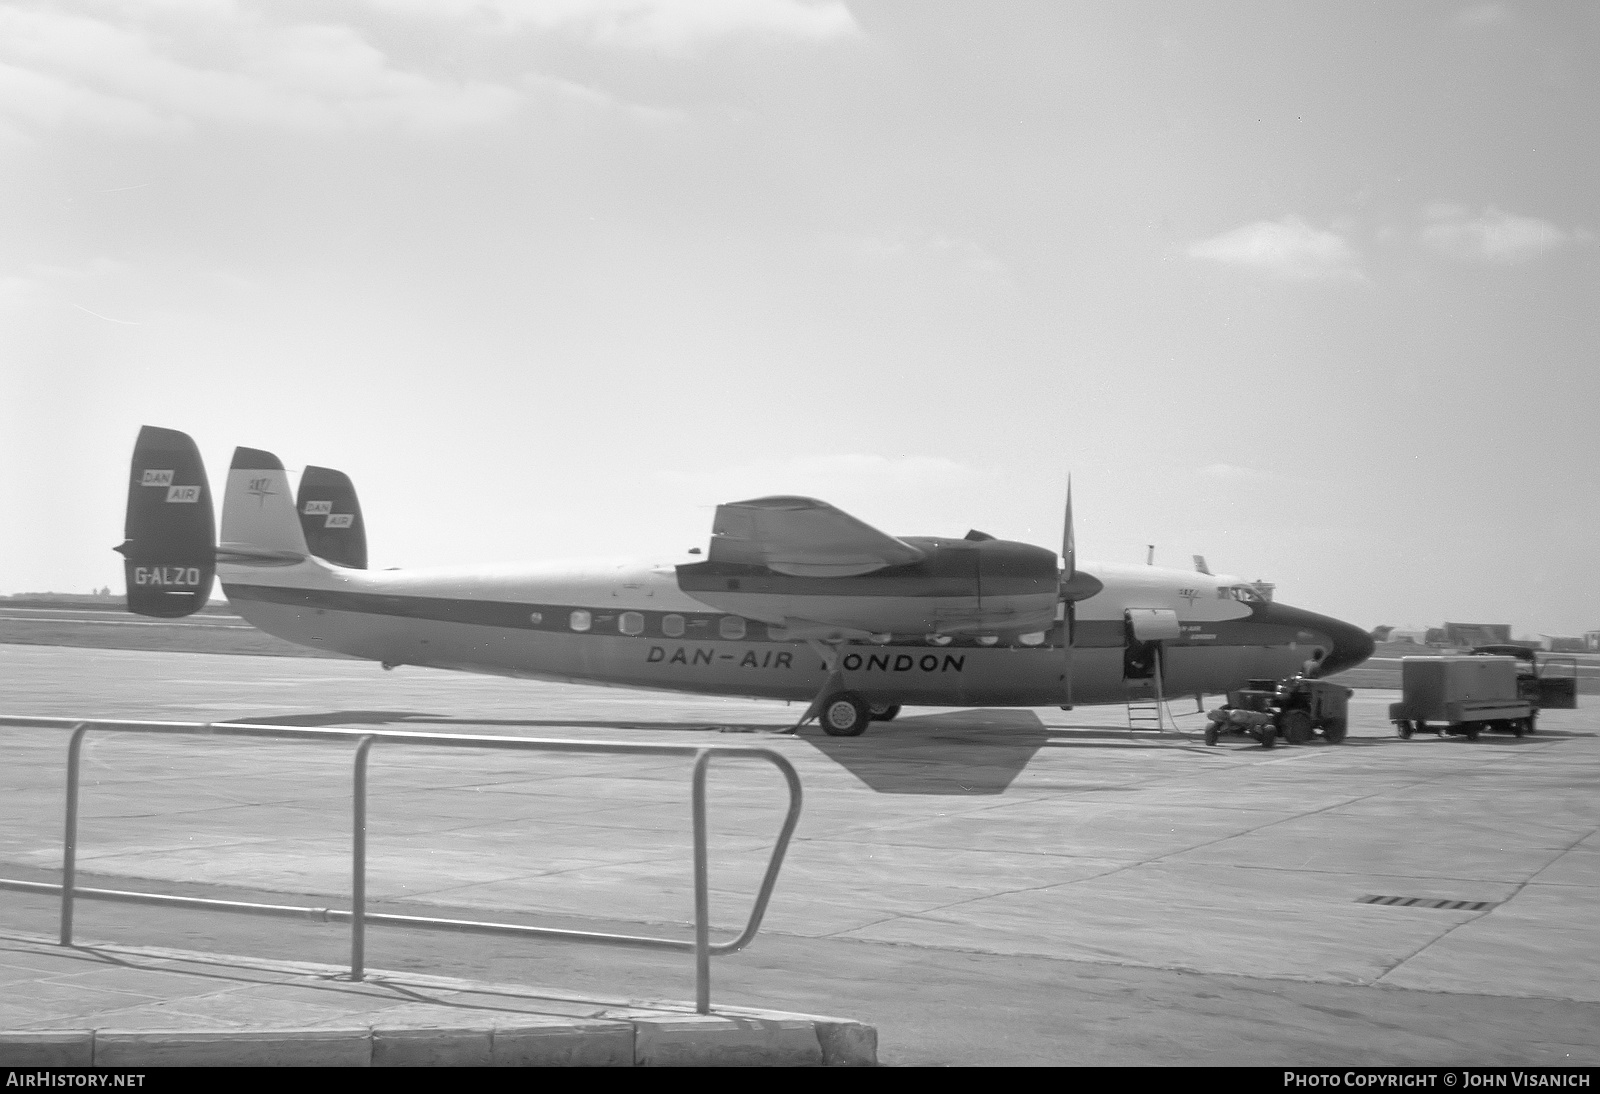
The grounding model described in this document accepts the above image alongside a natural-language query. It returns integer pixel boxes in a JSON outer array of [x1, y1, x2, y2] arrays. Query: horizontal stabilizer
[[118, 426, 216, 617], [707, 496, 926, 577], [296, 465, 367, 569]]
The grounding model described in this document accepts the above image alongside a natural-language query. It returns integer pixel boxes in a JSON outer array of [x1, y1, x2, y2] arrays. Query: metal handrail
[[0, 715, 804, 1014]]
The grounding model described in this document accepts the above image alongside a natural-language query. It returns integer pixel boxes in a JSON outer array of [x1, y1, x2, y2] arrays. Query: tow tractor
[[1205, 676, 1353, 748], [1468, 645, 1579, 725]]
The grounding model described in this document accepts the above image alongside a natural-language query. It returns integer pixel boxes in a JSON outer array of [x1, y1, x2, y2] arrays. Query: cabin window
[[619, 611, 644, 636], [569, 609, 591, 632], [719, 616, 746, 640], [977, 635, 998, 646], [1018, 632, 1045, 646], [662, 614, 685, 638], [528, 611, 543, 625]]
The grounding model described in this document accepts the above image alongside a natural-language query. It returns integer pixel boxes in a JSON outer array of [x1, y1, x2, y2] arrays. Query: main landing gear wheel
[[1204, 724, 1220, 746], [1396, 721, 1413, 739], [870, 703, 902, 722], [1321, 717, 1348, 744], [1279, 709, 1314, 745], [1260, 728, 1278, 749], [821, 692, 872, 737]]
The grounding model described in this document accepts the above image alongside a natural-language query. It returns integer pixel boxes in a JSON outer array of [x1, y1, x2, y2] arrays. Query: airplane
[[116, 426, 1374, 737]]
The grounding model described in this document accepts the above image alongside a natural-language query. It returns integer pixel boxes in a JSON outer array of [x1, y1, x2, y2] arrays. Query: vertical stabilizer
[[219, 447, 309, 562], [296, 466, 367, 569], [117, 426, 216, 617]]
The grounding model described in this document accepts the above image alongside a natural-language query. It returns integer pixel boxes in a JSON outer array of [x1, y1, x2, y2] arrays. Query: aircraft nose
[[1254, 600, 1375, 678], [1314, 615, 1375, 677]]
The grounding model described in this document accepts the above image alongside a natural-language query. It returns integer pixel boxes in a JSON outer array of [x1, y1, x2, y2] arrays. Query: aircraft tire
[[1320, 717, 1348, 744], [1396, 721, 1413, 739], [821, 693, 872, 737], [870, 703, 902, 722], [1279, 710, 1314, 745], [1204, 725, 1219, 746], [1260, 728, 1278, 749], [1463, 723, 1482, 741]]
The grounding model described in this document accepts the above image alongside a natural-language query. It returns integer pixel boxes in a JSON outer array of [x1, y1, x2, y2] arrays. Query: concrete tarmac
[[1, 644, 1597, 1066]]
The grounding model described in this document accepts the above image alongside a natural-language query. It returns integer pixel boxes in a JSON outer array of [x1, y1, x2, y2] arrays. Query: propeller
[[1061, 479, 1076, 707], [1055, 477, 1108, 706]]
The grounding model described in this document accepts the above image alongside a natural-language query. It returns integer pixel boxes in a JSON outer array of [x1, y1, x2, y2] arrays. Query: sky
[[1, 0, 1596, 636]]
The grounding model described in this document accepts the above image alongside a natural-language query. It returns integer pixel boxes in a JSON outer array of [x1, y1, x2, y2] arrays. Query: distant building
[[1540, 635, 1588, 653], [1585, 631, 1600, 653], [1442, 622, 1512, 648]]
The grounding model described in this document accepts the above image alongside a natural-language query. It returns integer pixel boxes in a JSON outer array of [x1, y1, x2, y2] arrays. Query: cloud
[[1194, 463, 1309, 487], [839, 230, 1012, 287], [0, 256, 130, 308], [651, 454, 986, 501], [0, 3, 534, 139], [1455, 3, 1514, 29], [366, 0, 860, 51], [1421, 204, 1593, 263], [1186, 216, 1362, 281]]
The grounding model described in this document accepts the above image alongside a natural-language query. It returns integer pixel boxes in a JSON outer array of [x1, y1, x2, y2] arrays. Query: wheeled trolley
[[1388, 656, 1534, 741]]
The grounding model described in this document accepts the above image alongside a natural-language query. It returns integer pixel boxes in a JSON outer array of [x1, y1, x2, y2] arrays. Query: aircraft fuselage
[[220, 556, 1369, 708]]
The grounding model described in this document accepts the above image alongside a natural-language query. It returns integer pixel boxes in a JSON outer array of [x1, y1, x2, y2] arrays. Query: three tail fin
[[218, 446, 310, 563], [119, 427, 370, 616], [116, 426, 217, 618], [296, 466, 367, 569]]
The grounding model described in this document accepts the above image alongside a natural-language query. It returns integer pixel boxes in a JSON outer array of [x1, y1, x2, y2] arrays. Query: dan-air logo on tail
[[141, 469, 174, 487], [165, 485, 200, 503], [303, 499, 350, 527]]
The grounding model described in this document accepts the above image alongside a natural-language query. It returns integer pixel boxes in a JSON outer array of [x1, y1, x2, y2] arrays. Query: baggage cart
[[1388, 656, 1533, 740]]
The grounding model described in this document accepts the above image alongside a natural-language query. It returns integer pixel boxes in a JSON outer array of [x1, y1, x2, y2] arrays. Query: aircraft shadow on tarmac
[[786, 710, 1282, 794]]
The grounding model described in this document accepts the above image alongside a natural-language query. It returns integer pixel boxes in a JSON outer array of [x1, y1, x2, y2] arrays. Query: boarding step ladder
[[1123, 610, 1180, 734], [1124, 677, 1170, 733]]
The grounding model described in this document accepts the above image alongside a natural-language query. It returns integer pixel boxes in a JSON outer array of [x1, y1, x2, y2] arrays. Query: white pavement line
[[0, 616, 255, 629], [1249, 747, 1342, 766]]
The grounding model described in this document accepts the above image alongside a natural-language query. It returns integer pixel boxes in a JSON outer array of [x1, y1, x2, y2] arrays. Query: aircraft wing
[[707, 496, 927, 577]]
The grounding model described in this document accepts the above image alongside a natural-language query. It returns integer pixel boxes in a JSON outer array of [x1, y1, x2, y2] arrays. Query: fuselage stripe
[[221, 583, 1312, 652]]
